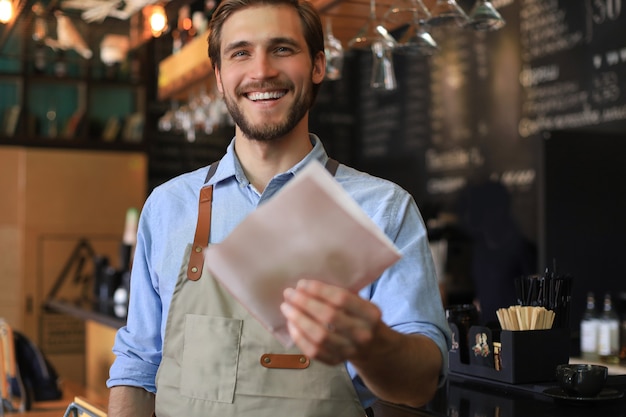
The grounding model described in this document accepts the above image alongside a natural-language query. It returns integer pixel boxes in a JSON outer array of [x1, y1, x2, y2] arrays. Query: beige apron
[[154, 161, 366, 417]]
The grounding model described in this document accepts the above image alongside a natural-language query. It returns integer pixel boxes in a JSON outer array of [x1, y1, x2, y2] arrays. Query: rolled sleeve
[[346, 180, 452, 406]]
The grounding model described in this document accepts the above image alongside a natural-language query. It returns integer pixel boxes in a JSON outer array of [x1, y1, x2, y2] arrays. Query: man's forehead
[[220, 4, 305, 47]]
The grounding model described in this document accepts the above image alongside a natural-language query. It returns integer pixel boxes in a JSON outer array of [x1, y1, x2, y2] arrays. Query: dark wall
[[541, 130, 626, 335], [310, 0, 626, 327]]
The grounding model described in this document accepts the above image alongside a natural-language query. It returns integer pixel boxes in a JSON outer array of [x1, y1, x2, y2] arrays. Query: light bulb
[[0, 0, 14, 24], [150, 5, 168, 36]]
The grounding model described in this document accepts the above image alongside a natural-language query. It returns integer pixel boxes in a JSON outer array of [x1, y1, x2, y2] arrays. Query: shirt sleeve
[[107, 196, 163, 393], [347, 188, 452, 407]]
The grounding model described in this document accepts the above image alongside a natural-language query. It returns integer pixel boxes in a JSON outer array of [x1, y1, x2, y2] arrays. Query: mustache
[[236, 80, 294, 95]]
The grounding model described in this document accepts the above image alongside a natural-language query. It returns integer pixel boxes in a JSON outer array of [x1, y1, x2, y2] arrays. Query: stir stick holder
[[449, 324, 570, 384]]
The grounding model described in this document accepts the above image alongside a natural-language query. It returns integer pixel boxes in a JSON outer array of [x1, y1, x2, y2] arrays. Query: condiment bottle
[[580, 292, 599, 361], [598, 292, 620, 364]]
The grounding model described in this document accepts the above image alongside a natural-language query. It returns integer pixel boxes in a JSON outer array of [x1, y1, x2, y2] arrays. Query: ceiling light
[[0, 0, 14, 24], [149, 4, 168, 37]]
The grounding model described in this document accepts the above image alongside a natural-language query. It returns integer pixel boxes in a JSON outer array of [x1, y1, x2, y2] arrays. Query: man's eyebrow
[[269, 37, 301, 49], [223, 37, 302, 55], [223, 40, 252, 55]]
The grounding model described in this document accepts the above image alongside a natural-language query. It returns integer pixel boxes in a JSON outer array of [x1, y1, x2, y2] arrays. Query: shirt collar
[[204, 134, 329, 186]]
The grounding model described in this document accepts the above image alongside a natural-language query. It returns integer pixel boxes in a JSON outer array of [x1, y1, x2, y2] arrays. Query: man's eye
[[275, 46, 293, 55], [232, 50, 249, 58]]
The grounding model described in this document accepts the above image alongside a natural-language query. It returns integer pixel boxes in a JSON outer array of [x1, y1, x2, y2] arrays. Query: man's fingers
[[295, 279, 382, 324], [281, 305, 356, 365], [281, 280, 382, 364]]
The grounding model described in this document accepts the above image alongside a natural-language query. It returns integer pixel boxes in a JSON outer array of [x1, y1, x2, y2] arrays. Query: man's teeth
[[248, 91, 286, 101]]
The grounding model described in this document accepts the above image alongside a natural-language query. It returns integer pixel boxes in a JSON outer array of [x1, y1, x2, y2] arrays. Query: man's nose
[[250, 53, 279, 79]]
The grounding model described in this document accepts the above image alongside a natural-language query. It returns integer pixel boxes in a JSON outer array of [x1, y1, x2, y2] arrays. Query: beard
[[222, 79, 314, 142]]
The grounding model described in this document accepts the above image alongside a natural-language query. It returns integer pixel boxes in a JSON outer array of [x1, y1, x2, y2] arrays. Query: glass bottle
[[617, 292, 626, 365], [33, 42, 47, 74], [580, 292, 599, 361], [598, 292, 620, 364], [53, 51, 67, 78], [621, 315, 626, 364]]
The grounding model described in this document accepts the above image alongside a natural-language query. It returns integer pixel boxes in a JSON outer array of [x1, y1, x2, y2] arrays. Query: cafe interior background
[[0, 0, 625, 390]]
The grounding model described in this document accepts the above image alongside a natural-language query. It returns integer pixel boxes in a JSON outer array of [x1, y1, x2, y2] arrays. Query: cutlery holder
[[449, 325, 570, 384]]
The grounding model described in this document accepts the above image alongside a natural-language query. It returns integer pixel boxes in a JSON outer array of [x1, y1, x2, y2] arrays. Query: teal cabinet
[[0, 11, 146, 150]]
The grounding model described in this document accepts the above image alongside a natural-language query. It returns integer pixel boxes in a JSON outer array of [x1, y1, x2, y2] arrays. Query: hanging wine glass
[[427, 0, 469, 27], [383, 0, 425, 29], [466, 0, 506, 31], [384, 0, 438, 55], [324, 17, 344, 80], [370, 41, 397, 91], [348, 0, 397, 50], [399, 21, 439, 55]]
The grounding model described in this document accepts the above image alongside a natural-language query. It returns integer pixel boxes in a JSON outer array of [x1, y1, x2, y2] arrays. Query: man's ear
[[215, 66, 224, 94], [312, 51, 326, 84]]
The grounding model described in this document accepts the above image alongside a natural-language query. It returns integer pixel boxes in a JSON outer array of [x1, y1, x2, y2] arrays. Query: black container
[[446, 304, 480, 364], [449, 326, 570, 384]]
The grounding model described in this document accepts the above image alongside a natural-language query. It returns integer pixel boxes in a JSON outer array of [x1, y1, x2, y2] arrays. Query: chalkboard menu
[[424, 2, 545, 243], [355, 50, 433, 201], [311, 1, 625, 245], [519, 0, 626, 136], [354, 51, 432, 160], [309, 53, 360, 164]]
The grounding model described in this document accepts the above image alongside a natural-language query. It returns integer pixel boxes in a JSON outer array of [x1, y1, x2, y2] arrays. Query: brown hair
[[207, 0, 324, 72]]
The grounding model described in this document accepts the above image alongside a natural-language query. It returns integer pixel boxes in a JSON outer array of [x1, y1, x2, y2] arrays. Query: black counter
[[45, 301, 626, 417], [371, 372, 626, 417]]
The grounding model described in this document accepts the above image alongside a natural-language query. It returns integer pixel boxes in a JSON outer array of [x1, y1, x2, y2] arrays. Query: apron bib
[[155, 160, 366, 417]]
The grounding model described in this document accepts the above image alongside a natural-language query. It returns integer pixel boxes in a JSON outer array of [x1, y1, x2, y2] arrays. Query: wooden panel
[[21, 149, 146, 339], [158, 34, 214, 101], [0, 147, 24, 328], [315, 0, 438, 45], [85, 320, 118, 399], [0, 147, 146, 387], [22, 149, 146, 231]]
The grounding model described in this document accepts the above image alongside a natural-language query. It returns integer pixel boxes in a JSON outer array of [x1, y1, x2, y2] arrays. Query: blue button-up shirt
[[108, 135, 451, 407]]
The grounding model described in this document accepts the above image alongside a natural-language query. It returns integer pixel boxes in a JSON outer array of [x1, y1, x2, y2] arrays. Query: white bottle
[[580, 292, 599, 361], [598, 292, 620, 364]]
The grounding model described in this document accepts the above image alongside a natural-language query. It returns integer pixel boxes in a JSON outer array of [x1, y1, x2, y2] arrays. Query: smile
[[246, 91, 287, 101]]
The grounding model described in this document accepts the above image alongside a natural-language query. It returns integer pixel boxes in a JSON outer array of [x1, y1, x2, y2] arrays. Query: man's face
[[214, 4, 325, 142]]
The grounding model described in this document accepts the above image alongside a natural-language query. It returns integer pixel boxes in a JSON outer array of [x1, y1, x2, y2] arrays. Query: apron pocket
[[180, 314, 243, 403]]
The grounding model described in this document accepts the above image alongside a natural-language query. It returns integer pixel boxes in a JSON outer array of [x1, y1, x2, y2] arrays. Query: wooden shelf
[[157, 34, 214, 101]]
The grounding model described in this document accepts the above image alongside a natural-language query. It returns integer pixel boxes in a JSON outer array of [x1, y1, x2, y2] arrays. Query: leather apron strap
[[187, 162, 219, 281], [186, 158, 339, 281]]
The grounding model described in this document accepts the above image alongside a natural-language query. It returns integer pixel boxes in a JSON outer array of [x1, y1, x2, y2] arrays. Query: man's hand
[[280, 279, 442, 408], [280, 279, 381, 365]]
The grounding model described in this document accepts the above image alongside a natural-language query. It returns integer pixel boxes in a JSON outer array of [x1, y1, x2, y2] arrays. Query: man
[[107, 0, 451, 415]]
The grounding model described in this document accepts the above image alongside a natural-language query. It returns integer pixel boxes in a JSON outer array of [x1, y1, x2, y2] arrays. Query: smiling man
[[106, 1, 451, 416]]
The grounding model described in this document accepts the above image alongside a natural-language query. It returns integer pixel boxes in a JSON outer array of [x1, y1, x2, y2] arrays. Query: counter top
[[41, 302, 626, 417], [374, 372, 626, 417], [10, 368, 625, 417], [45, 299, 126, 329], [5, 379, 107, 417]]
